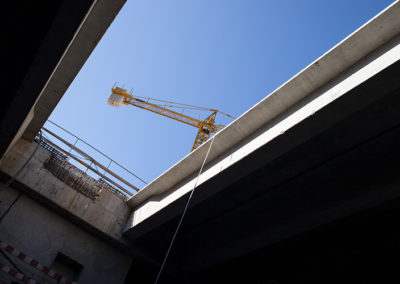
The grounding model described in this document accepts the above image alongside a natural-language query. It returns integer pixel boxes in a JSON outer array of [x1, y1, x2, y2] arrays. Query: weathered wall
[[0, 138, 130, 239], [0, 184, 131, 284]]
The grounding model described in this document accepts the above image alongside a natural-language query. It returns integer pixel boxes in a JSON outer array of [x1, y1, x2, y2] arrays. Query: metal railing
[[38, 120, 147, 197]]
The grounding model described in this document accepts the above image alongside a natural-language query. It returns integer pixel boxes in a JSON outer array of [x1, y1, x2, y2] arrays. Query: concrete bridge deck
[[122, 1, 400, 279]]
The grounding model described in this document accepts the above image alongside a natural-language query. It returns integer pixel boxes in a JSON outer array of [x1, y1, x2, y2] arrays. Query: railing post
[[69, 137, 79, 154], [104, 160, 112, 176], [85, 162, 92, 174]]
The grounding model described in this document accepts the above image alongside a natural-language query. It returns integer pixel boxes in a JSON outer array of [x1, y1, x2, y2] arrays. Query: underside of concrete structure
[[0, 1, 139, 283], [126, 60, 400, 283], [1, 1, 400, 284], [122, 2, 400, 282], [0, 0, 127, 158]]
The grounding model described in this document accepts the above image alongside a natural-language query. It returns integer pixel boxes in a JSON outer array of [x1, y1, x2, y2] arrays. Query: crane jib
[[109, 86, 233, 152], [128, 97, 200, 128]]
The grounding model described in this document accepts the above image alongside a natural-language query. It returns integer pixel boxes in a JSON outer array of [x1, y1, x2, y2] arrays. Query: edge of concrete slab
[[127, 1, 400, 208], [22, 0, 127, 141]]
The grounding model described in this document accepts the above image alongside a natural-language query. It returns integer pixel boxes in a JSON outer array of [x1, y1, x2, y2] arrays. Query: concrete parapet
[[0, 138, 130, 239]]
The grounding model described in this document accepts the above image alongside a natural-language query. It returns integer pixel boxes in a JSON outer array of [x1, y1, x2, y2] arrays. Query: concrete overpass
[[0, 1, 134, 283], [0, 0, 126, 158], [1, 1, 400, 283], [123, 2, 400, 282]]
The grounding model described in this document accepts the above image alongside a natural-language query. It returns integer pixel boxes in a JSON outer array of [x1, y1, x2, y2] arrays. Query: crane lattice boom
[[108, 86, 232, 151]]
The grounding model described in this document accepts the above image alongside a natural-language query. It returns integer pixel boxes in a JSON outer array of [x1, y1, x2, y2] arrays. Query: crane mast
[[108, 87, 230, 151]]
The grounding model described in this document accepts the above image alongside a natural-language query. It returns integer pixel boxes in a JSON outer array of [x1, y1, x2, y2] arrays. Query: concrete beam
[[123, 58, 400, 271], [0, 0, 126, 159], [126, 1, 400, 219], [23, 0, 126, 141]]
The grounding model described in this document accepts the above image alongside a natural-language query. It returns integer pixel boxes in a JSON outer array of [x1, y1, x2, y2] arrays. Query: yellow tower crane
[[108, 86, 234, 151]]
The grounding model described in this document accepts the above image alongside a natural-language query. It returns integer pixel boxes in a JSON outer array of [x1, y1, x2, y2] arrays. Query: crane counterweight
[[108, 91, 125, 107]]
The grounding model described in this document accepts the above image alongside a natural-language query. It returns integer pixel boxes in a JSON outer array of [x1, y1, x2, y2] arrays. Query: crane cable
[[154, 136, 216, 284]]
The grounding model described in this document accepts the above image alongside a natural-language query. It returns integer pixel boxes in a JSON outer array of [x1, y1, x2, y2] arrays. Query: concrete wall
[[0, 184, 131, 284], [0, 138, 130, 239]]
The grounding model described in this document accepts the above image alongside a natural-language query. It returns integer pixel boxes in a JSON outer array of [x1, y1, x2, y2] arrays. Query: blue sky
[[46, 0, 394, 189]]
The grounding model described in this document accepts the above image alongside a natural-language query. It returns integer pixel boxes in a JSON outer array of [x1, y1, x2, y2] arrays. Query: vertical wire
[[154, 137, 216, 284]]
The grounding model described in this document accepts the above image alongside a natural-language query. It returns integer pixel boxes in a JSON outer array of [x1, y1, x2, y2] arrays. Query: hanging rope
[[154, 137, 216, 283]]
